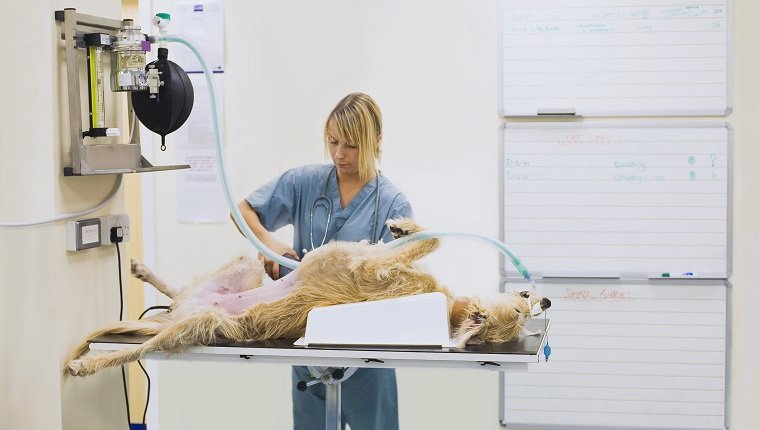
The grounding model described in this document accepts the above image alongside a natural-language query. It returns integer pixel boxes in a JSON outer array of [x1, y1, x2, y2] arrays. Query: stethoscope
[[308, 166, 381, 252]]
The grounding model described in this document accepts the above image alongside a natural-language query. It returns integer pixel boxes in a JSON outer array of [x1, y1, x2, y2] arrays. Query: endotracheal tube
[[158, 34, 535, 286]]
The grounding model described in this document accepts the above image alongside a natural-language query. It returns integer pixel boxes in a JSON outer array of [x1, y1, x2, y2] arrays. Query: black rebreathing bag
[[131, 47, 194, 150]]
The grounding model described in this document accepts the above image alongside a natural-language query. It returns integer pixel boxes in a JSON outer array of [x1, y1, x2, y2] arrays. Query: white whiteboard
[[499, 0, 731, 116], [501, 122, 730, 280], [501, 281, 728, 430]]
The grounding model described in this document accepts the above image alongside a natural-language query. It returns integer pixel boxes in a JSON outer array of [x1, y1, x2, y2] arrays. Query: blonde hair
[[324, 92, 382, 182]]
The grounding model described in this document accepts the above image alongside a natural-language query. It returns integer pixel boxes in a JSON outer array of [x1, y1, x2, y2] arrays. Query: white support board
[[297, 293, 456, 347], [501, 280, 728, 430], [501, 121, 730, 280], [499, 0, 731, 116]]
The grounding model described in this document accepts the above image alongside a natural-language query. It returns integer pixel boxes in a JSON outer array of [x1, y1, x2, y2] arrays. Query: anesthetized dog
[[65, 218, 550, 377]]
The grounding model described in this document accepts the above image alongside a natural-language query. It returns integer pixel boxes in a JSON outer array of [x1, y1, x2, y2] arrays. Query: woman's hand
[[258, 238, 300, 280], [234, 201, 300, 280]]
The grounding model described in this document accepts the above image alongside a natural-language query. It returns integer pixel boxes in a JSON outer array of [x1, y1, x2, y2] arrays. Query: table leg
[[325, 382, 341, 430]]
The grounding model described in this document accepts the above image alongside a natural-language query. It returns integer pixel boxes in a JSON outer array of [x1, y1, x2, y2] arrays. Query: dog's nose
[[540, 298, 551, 310]]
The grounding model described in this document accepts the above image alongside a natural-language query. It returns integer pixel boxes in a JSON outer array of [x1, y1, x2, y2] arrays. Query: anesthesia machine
[[56, 8, 193, 176]]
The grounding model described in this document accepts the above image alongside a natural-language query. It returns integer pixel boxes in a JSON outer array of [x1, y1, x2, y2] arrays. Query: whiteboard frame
[[498, 120, 733, 281], [498, 277, 732, 430], [497, 0, 734, 118]]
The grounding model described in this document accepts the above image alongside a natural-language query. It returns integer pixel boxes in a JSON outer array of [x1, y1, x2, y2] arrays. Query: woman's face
[[326, 119, 360, 178]]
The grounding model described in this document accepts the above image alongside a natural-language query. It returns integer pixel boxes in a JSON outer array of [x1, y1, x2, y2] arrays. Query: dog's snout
[[540, 298, 551, 310]]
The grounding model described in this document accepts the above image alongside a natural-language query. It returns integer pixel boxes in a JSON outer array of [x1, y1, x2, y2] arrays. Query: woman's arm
[[232, 201, 299, 279]]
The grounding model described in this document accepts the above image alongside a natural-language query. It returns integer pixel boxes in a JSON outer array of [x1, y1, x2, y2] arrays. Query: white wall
[[725, 1, 760, 429], [141, 0, 759, 429], [0, 1, 131, 430]]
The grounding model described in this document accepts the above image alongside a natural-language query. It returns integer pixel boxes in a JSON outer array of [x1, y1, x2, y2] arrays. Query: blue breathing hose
[[159, 35, 534, 285], [159, 35, 298, 270], [386, 231, 535, 285]]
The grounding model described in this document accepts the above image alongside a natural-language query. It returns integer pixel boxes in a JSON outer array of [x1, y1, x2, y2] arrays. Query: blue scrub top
[[245, 164, 413, 259]]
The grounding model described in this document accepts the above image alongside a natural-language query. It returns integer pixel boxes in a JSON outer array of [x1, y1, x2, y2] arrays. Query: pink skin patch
[[215, 272, 299, 315], [173, 269, 300, 318]]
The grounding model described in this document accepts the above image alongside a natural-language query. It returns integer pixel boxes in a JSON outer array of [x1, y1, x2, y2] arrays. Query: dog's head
[[515, 289, 552, 317], [470, 290, 551, 344]]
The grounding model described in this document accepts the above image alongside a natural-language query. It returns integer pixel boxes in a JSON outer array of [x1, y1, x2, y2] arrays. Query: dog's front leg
[[452, 306, 488, 348], [384, 218, 441, 263]]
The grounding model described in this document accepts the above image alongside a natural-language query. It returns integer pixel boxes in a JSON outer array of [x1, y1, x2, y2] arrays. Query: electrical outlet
[[99, 214, 130, 244]]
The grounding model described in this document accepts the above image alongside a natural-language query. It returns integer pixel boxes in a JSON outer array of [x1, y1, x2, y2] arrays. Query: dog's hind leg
[[64, 317, 167, 376], [66, 311, 241, 377], [131, 259, 180, 299]]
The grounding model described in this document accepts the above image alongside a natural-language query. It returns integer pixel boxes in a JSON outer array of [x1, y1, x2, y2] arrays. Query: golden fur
[[65, 218, 550, 377]]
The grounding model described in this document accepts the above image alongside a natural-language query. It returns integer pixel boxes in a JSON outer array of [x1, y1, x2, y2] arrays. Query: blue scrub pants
[[291, 366, 399, 430]]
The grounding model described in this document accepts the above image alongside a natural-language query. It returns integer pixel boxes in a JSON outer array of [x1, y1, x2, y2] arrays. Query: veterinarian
[[235, 92, 412, 429]]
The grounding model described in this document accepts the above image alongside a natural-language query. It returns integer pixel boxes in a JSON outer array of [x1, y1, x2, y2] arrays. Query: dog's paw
[[465, 302, 489, 325], [66, 360, 88, 377], [388, 225, 407, 239], [470, 310, 488, 324], [130, 259, 150, 281], [386, 218, 422, 239], [519, 327, 541, 338]]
